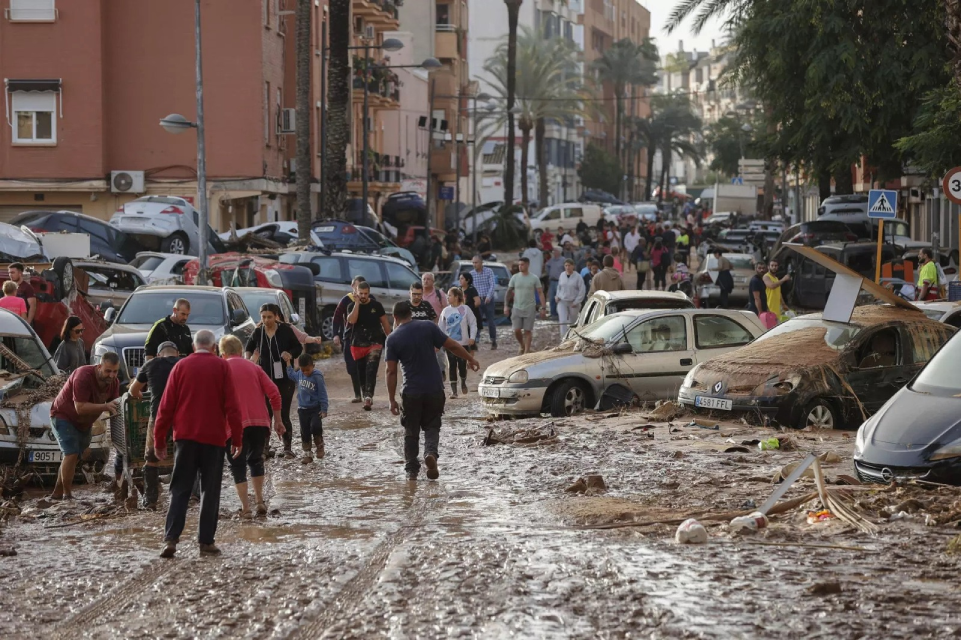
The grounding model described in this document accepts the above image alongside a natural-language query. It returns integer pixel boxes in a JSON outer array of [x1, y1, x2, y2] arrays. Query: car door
[[385, 261, 420, 302], [692, 313, 757, 364], [347, 258, 392, 307], [612, 315, 695, 400], [844, 328, 908, 415], [312, 255, 351, 305]]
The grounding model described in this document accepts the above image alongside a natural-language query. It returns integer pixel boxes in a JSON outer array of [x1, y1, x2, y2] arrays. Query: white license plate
[[315, 225, 335, 233], [122, 217, 150, 226], [695, 396, 733, 411], [734, 277, 747, 284], [28, 450, 63, 463], [481, 387, 500, 398]]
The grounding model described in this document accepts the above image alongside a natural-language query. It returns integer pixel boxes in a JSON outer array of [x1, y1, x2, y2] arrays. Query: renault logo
[[881, 468, 894, 482], [713, 381, 723, 394]]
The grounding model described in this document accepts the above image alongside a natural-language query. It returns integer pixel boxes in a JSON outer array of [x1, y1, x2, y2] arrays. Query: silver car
[[478, 309, 767, 418], [74, 260, 146, 310], [129, 251, 193, 285], [110, 195, 226, 256]]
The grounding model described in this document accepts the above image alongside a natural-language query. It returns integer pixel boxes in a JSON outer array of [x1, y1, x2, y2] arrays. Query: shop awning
[[4, 78, 61, 92]]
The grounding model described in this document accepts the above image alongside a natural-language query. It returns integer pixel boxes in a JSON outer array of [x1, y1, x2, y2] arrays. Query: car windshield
[[238, 291, 279, 317], [753, 318, 862, 349], [0, 334, 56, 389], [575, 314, 634, 344], [131, 256, 164, 270], [912, 334, 961, 397], [117, 292, 225, 325]]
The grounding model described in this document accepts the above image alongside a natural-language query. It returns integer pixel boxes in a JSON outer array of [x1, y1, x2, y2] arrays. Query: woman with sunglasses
[[53, 316, 87, 374]]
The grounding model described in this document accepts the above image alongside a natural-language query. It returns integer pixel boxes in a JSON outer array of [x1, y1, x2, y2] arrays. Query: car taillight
[[160, 206, 184, 214], [343, 225, 357, 233], [698, 273, 713, 285]]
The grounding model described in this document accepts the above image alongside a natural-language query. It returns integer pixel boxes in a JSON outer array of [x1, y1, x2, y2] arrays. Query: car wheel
[[53, 256, 75, 295], [162, 233, 188, 255], [799, 399, 838, 430], [549, 380, 587, 417], [320, 306, 336, 341]]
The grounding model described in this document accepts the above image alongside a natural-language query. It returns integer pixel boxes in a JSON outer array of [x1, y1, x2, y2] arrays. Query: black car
[[11, 210, 145, 263], [783, 242, 898, 310], [854, 331, 961, 484], [382, 191, 427, 228], [769, 221, 860, 270]]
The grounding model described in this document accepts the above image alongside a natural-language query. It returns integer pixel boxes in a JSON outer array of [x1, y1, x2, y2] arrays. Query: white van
[[530, 202, 603, 230]]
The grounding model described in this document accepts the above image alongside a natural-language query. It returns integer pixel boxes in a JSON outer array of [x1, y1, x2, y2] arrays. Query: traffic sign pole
[[875, 220, 885, 284], [942, 167, 961, 270]]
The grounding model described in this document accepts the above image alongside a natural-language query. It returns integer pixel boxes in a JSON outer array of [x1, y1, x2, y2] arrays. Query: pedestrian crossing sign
[[867, 189, 898, 219]]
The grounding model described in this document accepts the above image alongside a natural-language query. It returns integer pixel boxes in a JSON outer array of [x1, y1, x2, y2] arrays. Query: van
[[530, 203, 603, 230], [817, 194, 917, 248]]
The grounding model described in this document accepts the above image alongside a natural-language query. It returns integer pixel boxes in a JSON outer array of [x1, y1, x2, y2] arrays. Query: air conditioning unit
[[365, 24, 376, 40], [280, 108, 296, 133], [111, 170, 145, 194]]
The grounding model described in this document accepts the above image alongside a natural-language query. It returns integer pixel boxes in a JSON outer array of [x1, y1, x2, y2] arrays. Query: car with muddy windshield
[[564, 290, 694, 339], [678, 306, 956, 430], [0, 309, 110, 477], [479, 309, 766, 418]]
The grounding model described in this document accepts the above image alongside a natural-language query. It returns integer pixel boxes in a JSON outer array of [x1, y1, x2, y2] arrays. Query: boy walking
[[286, 353, 329, 463]]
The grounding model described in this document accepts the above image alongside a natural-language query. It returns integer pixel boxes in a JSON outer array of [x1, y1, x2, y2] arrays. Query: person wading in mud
[[333, 275, 368, 403], [284, 352, 329, 463], [155, 330, 242, 558], [128, 341, 181, 510], [385, 301, 479, 481], [347, 281, 392, 411]]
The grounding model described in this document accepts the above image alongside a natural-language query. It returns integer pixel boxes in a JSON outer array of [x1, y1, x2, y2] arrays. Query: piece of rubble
[[649, 401, 678, 421], [807, 582, 842, 596]]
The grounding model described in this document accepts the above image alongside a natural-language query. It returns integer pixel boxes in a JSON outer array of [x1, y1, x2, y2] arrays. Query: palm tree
[[295, 0, 312, 240], [632, 95, 702, 202], [666, 0, 748, 35], [323, 0, 351, 217], [591, 38, 659, 180], [503, 0, 524, 206], [483, 27, 584, 207]]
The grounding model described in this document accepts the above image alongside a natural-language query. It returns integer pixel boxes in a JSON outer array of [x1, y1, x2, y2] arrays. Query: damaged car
[[678, 306, 956, 429], [479, 309, 766, 418], [854, 331, 961, 484], [565, 290, 695, 339]]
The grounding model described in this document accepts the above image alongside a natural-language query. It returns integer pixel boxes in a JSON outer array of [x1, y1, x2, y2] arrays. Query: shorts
[[511, 311, 535, 332], [50, 417, 92, 456]]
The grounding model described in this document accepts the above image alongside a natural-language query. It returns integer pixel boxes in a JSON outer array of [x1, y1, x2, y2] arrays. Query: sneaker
[[461, 381, 468, 395], [160, 541, 177, 559], [449, 392, 458, 399], [283, 448, 296, 459], [424, 454, 439, 480], [255, 502, 268, 517], [363, 397, 372, 411], [351, 397, 362, 404], [315, 437, 326, 459], [199, 543, 222, 556]]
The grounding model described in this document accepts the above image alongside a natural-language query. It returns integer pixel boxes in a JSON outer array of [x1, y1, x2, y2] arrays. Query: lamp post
[[159, 0, 208, 285]]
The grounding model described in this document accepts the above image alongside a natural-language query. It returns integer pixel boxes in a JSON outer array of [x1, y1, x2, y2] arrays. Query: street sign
[[942, 167, 961, 205], [438, 186, 454, 201], [731, 176, 744, 185], [867, 189, 898, 219]]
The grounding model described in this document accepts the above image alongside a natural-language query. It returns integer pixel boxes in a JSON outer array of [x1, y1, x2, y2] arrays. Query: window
[[436, 3, 450, 25], [227, 292, 250, 323], [9, 0, 56, 22], [694, 315, 754, 349], [311, 256, 343, 283], [385, 262, 419, 290], [131, 256, 164, 271], [625, 316, 688, 353], [543, 209, 561, 221], [347, 259, 386, 287], [584, 301, 602, 326], [83, 267, 143, 293], [857, 329, 900, 369], [11, 92, 56, 144], [566, 207, 584, 219]]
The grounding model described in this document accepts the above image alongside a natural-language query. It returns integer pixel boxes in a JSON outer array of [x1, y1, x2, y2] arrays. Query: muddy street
[[2, 323, 961, 639]]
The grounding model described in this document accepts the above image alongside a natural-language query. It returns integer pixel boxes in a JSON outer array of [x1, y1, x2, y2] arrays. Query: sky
[[640, 0, 727, 56]]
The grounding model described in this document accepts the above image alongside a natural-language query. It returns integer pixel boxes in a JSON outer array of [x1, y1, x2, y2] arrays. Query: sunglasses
[[73, 328, 84, 334], [411, 292, 423, 296]]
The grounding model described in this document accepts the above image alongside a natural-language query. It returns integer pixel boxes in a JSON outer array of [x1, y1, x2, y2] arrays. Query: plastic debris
[[675, 518, 708, 544], [806, 509, 835, 524], [729, 512, 769, 534], [758, 438, 780, 451]]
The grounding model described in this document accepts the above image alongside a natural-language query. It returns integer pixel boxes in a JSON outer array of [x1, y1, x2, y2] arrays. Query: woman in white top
[[439, 287, 477, 398]]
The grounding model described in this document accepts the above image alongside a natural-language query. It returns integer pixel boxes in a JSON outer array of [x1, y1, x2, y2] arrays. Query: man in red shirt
[[154, 330, 243, 558], [49, 354, 121, 500], [8, 262, 37, 325]]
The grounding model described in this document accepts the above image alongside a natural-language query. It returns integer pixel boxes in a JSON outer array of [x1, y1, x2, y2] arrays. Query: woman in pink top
[[0, 281, 26, 318]]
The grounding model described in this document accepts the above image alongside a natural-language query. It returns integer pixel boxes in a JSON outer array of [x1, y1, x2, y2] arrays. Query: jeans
[[356, 348, 383, 399], [447, 350, 467, 383], [401, 393, 446, 475], [653, 264, 668, 290], [718, 288, 730, 309], [557, 300, 580, 336], [548, 280, 559, 317], [479, 297, 497, 344], [297, 407, 323, 449], [164, 439, 225, 546], [266, 378, 296, 450], [226, 426, 269, 485], [344, 344, 362, 399]]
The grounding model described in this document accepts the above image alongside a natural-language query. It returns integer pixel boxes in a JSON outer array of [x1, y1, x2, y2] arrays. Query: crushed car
[[479, 309, 766, 418]]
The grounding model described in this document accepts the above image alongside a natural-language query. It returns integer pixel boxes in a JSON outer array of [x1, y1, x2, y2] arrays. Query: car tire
[[52, 256, 75, 296], [798, 398, 838, 430], [549, 380, 588, 417], [320, 305, 337, 341], [162, 233, 189, 255]]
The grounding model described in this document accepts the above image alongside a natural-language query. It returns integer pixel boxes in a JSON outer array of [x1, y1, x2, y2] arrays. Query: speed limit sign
[[942, 167, 961, 205]]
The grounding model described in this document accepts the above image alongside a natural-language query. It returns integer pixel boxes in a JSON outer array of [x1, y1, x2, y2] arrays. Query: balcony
[[349, 153, 404, 186], [352, 58, 401, 109], [353, 0, 401, 30], [435, 28, 459, 60]]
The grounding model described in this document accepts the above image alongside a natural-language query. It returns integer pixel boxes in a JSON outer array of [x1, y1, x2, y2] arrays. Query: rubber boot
[[142, 465, 159, 510]]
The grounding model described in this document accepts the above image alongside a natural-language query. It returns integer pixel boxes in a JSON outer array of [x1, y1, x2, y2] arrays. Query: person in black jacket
[[245, 303, 303, 458], [145, 299, 194, 359], [332, 275, 367, 403]]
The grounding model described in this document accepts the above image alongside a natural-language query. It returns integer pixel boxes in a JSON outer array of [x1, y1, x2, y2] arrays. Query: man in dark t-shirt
[[385, 301, 478, 481], [347, 282, 392, 410], [747, 261, 770, 316], [129, 341, 181, 509], [408, 282, 437, 322]]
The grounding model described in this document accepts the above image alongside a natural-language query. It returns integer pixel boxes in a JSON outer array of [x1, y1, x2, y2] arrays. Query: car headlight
[[854, 424, 866, 457], [507, 370, 529, 384], [682, 366, 700, 389], [930, 439, 961, 461], [264, 269, 284, 288], [92, 343, 116, 364]]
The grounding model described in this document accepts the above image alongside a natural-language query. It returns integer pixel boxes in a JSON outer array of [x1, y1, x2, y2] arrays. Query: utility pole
[[362, 43, 371, 216], [426, 78, 436, 226], [194, 0, 208, 286], [319, 22, 327, 217]]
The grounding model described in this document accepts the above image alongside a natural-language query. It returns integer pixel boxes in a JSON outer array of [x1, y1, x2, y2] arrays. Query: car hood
[[484, 348, 585, 379], [96, 323, 225, 348], [864, 388, 961, 447]]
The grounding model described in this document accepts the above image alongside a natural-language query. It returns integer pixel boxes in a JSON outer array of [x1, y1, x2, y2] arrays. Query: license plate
[[481, 387, 500, 398], [123, 217, 150, 226], [734, 277, 747, 284], [315, 226, 335, 233], [28, 450, 63, 463], [695, 396, 733, 411]]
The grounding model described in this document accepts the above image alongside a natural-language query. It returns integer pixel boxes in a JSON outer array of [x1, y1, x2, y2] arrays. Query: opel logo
[[881, 468, 894, 482], [713, 381, 723, 394]]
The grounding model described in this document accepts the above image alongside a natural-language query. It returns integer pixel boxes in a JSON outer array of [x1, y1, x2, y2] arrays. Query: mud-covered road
[[2, 323, 961, 639]]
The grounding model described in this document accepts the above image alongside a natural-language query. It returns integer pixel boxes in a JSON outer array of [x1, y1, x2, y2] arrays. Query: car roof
[[75, 261, 142, 273], [136, 284, 227, 294], [592, 290, 690, 301], [0, 307, 38, 336], [798, 305, 938, 328], [235, 287, 282, 294], [13, 209, 111, 225], [284, 249, 409, 266], [913, 301, 960, 312], [604, 308, 745, 321]]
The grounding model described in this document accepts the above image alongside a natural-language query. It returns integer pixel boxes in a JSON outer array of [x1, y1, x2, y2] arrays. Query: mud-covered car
[[678, 306, 956, 429], [565, 290, 694, 339], [479, 309, 766, 418], [0, 309, 110, 476], [854, 331, 961, 484]]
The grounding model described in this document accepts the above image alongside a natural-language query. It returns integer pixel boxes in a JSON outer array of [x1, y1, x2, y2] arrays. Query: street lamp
[[159, 0, 209, 285]]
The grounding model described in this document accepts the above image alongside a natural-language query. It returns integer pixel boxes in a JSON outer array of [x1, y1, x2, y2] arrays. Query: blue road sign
[[867, 189, 898, 220], [439, 186, 454, 201], [731, 176, 744, 185]]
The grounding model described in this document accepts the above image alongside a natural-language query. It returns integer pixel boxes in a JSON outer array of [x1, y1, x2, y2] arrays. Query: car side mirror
[[231, 308, 247, 326], [104, 307, 117, 324], [290, 313, 301, 325], [305, 262, 320, 276], [612, 342, 633, 355]]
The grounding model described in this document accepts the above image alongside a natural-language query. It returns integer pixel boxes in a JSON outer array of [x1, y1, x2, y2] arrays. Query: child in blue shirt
[[286, 352, 329, 463]]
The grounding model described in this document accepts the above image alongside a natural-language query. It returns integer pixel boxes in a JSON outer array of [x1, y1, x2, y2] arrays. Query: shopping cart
[[109, 392, 171, 501]]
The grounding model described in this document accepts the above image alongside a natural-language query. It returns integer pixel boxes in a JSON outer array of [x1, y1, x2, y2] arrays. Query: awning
[[4, 78, 61, 92]]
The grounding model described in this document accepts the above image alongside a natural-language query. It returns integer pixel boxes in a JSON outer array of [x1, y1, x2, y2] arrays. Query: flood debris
[[807, 581, 843, 597], [674, 518, 708, 544], [648, 401, 679, 421], [565, 475, 607, 495], [483, 425, 558, 446]]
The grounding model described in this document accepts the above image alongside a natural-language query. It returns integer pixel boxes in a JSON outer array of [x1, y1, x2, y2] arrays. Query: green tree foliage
[[705, 115, 760, 178], [592, 38, 659, 165], [578, 144, 623, 196], [895, 83, 961, 177]]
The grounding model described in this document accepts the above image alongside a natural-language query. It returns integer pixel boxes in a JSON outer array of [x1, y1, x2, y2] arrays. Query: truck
[[710, 184, 759, 217]]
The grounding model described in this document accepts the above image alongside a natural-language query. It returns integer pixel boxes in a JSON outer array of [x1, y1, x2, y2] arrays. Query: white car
[[110, 195, 226, 256], [914, 301, 961, 329], [128, 252, 193, 286], [219, 221, 322, 247]]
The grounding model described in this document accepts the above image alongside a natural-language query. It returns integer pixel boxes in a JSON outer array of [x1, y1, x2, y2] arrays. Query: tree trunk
[[504, 0, 523, 206], [323, 0, 351, 217], [626, 127, 635, 202], [818, 167, 832, 202], [659, 146, 672, 204], [536, 117, 548, 206], [519, 122, 531, 207], [614, 84, 623, 167], [645, 144, 656, 201], [295, 0, 312, 239]]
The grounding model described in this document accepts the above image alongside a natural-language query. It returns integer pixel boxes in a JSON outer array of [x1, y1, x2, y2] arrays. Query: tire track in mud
[[49, 562, 178, 637]]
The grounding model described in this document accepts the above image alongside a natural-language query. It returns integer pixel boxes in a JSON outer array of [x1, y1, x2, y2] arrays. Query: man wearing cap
[[128, 341, 182, 510]]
